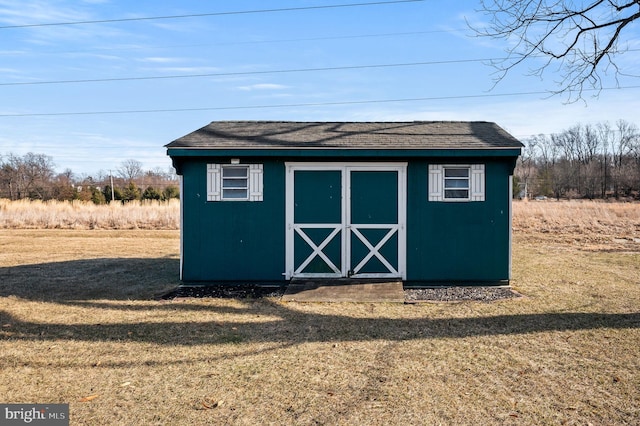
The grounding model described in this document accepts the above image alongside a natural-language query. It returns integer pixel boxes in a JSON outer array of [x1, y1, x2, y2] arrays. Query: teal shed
[[166, 121, 522, 285]]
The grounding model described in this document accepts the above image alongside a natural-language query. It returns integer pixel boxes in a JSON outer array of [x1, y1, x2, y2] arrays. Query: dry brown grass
[[1, 203, 639, 425], [513, 200, 640, 251], [0, 199, 179, 230]]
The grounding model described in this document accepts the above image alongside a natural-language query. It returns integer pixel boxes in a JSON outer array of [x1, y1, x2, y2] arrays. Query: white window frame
[[207, 163, 263, 202], [222, 165, 250, 200], [429, 164, 485, 202], [444, 166, 471, 201]]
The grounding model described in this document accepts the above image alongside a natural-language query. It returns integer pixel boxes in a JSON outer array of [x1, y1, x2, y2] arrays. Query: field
[[0, 200, 639, 425], [0, 199, 180, 230]]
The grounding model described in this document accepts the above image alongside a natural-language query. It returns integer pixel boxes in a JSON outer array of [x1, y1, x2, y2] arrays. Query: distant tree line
[[0, 154, 179, 203], [514, 120, 640, 200]]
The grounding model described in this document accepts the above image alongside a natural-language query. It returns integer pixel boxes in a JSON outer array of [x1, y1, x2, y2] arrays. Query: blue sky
[[1, 0, 639, 176]]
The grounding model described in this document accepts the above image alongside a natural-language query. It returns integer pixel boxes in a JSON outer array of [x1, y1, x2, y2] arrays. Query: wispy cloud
[[150, 66, 222, 74], [0, 49, 28, 56], [0, 0, 88, 26], [236, 83, 290, 91], [138, 57, 185, 64], [62, 52, 124, 61], [150, 21, 201, 33], [0, 0, 137, 45]]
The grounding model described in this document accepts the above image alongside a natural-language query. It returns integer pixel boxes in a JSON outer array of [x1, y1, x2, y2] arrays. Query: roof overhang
[[167, 147, 522, 158]]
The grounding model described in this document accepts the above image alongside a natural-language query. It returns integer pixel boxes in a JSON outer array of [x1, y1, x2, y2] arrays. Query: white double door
[[285, 163, 406, 280]]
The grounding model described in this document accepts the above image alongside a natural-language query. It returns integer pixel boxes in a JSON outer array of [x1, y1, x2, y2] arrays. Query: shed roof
[[166, 121, 523, 150]]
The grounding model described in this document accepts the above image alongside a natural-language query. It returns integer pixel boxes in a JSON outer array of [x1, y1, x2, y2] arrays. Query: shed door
[[285, 163, 406, 280], [291, 170, 343, 278]]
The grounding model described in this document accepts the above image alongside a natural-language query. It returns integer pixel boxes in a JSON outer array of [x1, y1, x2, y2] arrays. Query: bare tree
[[0, 156, 15, 199], [611, 119, 640, 196], [21, 152, 56, 199], [596, 121, 614, 197], [51, 169, 76, 201], [631, 125, 640, 191], [531, 133, 560, 196], [0, 152, 55, 199], [472, 1, 640, 100], [118, 159, 144, 181], [549, 124, 609, 197], [581, 124, 601, 164]]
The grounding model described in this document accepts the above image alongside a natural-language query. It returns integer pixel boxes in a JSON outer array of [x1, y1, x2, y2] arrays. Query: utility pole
[[109, 170, 115, 202]]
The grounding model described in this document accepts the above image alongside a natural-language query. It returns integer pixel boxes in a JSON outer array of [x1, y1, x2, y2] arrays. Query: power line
[[0, 58, 496, 86], [2, 86, 639, 117], [0, 0, 424, 29]]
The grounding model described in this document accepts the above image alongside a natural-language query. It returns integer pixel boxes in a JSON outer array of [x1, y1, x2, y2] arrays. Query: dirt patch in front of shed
[[282, 280, 405, 303]]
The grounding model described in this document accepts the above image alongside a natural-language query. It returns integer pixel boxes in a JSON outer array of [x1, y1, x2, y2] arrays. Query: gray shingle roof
[[166, 121, 523, 150]]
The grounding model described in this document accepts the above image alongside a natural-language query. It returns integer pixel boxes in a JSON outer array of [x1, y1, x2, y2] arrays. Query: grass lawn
[[1, 207, 639, 425]]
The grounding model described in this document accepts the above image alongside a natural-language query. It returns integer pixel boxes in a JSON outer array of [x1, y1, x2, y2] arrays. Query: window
[[429, 164, 484, 202], [222, 166, 249, 200], [444, 167, 470, 200], [207, 163, 263, 201]]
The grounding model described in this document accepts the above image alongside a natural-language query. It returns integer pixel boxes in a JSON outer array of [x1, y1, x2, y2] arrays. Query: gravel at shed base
[[405, 286, 521, 303], [161, 284, 521, 302], [159, 285, 286, 300]]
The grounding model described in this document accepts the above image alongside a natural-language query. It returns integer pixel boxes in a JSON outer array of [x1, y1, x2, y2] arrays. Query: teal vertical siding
[[178, 157, 513, 283], [406, 160, 511, 283], [293, 170, 342, 224], [181, 159, 285, 281]]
